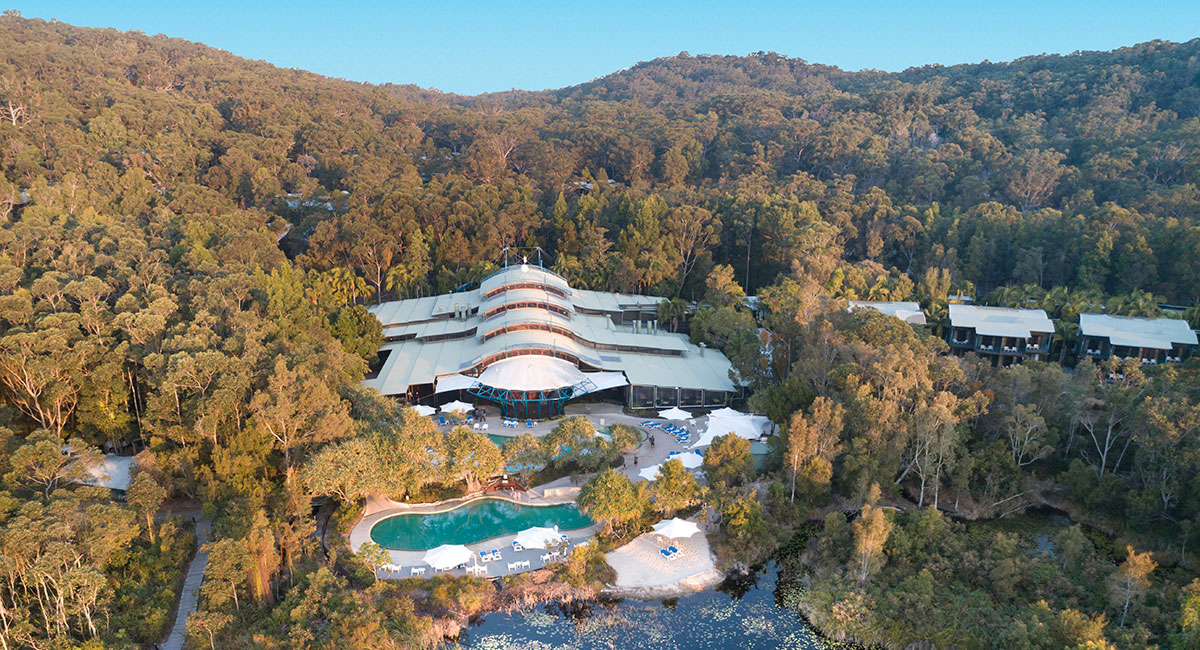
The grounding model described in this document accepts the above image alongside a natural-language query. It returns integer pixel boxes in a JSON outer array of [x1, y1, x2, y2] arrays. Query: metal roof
[[848, 300, 927, 325], [948, 304, 1053, 338], [1079, 313, 1198, 350], [479, 264, 571, 296], [362, 272, 735, 396]]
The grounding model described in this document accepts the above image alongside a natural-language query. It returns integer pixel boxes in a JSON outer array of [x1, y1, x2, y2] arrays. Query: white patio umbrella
[[709, 407, 744, 418], [513, 526, 561, 549], [440, 399, 473, 413], [422, 544, 474, 570], [639, 464, 663, 481], [411, 404, 437, 416], [651, 518, 702, 539], [657, 406, 693, 420]]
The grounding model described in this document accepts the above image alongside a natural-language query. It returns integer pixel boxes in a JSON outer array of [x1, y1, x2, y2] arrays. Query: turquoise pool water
[[487, 433, 515, 448], [369, 498, 594, 550]]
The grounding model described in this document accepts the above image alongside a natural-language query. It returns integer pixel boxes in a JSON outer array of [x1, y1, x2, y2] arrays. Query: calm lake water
[[458, 563, 827, 650]]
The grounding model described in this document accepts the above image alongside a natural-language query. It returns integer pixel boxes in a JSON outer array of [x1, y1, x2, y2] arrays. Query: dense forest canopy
[[2, 10, 1200, 649], [2, 14, 1200, 303]]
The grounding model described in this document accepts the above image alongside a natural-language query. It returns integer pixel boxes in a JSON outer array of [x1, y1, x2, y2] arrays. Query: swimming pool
[[369, 498, 594, 550]]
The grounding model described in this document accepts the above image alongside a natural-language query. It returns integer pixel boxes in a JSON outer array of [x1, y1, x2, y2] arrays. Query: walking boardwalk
[[162, 516, 211, 650]]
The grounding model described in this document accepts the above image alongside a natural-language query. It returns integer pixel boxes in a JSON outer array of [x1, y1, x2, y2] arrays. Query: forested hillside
[[2, 10, 1200, 649]]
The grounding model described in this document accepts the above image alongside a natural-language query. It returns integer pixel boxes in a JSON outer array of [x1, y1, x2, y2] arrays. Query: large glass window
[[631, 385, 655, 408], [655, 387, 678, 407]]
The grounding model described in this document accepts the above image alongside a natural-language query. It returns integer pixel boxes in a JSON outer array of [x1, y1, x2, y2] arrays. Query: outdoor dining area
[[373, 525, 587, 581], [410, 400, 493, 430]]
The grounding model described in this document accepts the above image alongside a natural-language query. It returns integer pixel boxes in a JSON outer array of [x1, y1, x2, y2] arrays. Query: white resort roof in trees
[[848, 300, 927, 325], [361, 265, 736, 396], [479, 264, 571, 295], [80, 454, 134, 491], [1078, 313, 1198, 350], [948, 304, 1053, 338]]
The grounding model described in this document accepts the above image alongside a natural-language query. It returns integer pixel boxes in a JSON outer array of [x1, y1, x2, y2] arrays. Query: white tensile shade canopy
[[708, 407, 744, 418], [691, 413, 772, 448], [411, 404, 437, 416], [513, 526, 562, 549], [435, 373, 478, 393], [477, 355, 585, 391], [657, 406, 693, 420], [651, 518, 702, 539], [439, 400, 473, 413], [641, 452, 704, 481], [639, 464, 663, 481], [674, 451, 704, 469], [422, 544, 474, 570]]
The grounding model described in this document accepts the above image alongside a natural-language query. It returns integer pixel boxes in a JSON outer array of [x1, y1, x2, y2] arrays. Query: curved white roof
[[476, 355, 588, 391], [482, 288, 574, 316], [362, 264, 737, 396], [479, 264, 571, 296]]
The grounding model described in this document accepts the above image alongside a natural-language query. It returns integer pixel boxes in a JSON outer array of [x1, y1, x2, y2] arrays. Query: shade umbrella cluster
[[411, 404, 437, 416]]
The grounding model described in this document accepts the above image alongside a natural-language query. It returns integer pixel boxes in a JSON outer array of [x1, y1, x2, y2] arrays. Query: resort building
[[1078, 313, 1197, 364], [847, 300, 927, 325], [947, 304, 1053, 364], [362, 263, 737, 417]]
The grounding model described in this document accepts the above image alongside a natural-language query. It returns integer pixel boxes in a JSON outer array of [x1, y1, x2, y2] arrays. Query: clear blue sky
[[11, 1, 1200, 95]]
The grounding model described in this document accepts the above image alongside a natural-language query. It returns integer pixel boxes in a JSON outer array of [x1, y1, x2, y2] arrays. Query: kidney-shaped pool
[[369, 498, 594, 550]]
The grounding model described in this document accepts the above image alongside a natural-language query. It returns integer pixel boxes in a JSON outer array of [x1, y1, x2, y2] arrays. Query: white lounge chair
[[507, 562, 519, 571]]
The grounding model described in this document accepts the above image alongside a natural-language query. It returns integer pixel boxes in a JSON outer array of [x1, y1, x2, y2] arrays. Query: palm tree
[[986, 285, 1024, 308], [1184, 302, 1200, 329], [385, 264, 414, 300], [1107, 289, 1163, 318], [657, 298, 688, 332]]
